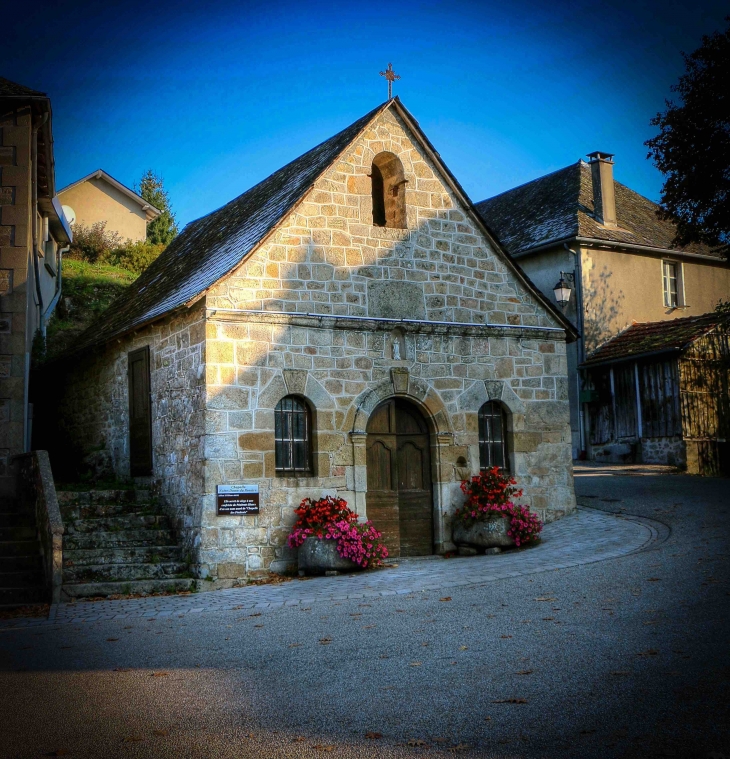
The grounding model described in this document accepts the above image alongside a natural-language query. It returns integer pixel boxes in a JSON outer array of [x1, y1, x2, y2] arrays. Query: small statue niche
[[390, 329, 406, 361]]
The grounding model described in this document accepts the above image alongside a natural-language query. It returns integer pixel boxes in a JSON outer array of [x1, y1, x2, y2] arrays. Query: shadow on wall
[[32, 207, 552, 486], [582, 265, 625, 352]]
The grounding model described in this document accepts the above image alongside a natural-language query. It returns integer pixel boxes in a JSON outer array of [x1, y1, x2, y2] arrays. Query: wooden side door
[[366, 401, 400, 556], [128, 347, 152, 477]]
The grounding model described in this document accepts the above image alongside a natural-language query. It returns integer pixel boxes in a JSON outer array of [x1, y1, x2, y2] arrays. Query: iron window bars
[[478, 401, 508, 472], [274, 396, 312, 475]]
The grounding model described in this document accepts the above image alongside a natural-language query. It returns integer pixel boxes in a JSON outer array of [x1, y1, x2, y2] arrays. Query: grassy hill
[[44, 258, 138, 362]]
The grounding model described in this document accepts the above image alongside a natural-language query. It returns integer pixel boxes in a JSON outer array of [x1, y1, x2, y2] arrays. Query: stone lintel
[[205, 309, 565, 341]]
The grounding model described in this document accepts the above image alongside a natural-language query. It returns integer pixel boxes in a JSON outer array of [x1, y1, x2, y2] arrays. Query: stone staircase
[[58, 488, 196, 599], [0, 498, 46, 608]]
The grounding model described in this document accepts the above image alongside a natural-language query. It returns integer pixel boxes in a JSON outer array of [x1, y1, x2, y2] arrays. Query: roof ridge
[[58, 168, 161, 214], [188, 100, 393, 229], [475, 160, 582, 207], [65, 100, 393, 355]]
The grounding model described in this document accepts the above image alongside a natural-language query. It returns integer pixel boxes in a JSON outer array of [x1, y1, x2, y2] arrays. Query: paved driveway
[[1, 466, 728, 758]]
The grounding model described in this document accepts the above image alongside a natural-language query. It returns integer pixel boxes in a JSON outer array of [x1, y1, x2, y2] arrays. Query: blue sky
[[3, 0, 727, 228]]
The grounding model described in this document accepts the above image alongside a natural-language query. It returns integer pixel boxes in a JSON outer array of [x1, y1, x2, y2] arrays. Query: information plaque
[[216, 484, 260, 516]]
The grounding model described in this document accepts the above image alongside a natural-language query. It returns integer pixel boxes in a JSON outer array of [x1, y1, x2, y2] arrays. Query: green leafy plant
[[455, 467, 543, 547], [287, 496, 388, 568]]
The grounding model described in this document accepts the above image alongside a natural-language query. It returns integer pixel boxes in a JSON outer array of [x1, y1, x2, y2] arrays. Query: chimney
[[587, 151, 617, 228]]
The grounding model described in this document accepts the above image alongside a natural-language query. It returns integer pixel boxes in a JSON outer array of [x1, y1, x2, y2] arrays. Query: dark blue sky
[[3, 0, 726, 227]]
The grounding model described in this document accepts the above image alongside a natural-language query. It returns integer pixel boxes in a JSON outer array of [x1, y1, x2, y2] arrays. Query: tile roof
[[582, 312, 727, 366], [0, 77, 46, 97], [69, 101, 390, 354], [475, 160, 722, 259]]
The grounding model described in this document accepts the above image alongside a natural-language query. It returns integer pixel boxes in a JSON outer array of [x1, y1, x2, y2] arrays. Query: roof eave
[[580, 346, 682, 368], [58, 169, 162, 217], [510, 235, 727, 263]]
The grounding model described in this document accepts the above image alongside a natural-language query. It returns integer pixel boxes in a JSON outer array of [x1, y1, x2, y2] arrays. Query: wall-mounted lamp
[[553, 271, 575, 308]]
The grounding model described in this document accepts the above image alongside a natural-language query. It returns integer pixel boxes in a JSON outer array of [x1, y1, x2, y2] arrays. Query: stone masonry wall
[[206, 108, 554, 329], [198, 107, 574, 581], [200, 314, 574, 580], [0, 103, 31, 496], [48, 304, 207, 555]]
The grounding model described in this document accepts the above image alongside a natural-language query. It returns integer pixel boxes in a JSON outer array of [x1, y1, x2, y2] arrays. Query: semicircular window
[[275, 396, 313, 476]]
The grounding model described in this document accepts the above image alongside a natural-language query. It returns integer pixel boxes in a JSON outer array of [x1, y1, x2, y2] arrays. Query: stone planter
[[298, 536, 361, 575], [452, 514, 515, 550]]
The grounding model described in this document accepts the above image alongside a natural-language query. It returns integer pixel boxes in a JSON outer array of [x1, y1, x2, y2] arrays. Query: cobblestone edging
[[1, 508, 661, 629]]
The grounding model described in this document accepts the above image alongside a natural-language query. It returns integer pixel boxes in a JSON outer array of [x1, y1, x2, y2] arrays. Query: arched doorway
[[366, 398, 433, 557]]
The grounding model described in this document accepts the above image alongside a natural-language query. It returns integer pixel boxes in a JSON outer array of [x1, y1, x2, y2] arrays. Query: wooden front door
[[366, 398, 433, 557], [128, 347, 152, 476]]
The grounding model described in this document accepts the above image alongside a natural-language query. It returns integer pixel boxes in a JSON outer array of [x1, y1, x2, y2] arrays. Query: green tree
[[646, 18, 730, 254], [137, 170, 179, 245]]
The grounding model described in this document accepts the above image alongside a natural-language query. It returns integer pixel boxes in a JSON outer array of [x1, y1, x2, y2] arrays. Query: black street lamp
[[553, 271, 575, 308]]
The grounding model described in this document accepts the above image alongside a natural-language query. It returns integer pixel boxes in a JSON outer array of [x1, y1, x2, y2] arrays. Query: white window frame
[[662, 259, 684, 309]]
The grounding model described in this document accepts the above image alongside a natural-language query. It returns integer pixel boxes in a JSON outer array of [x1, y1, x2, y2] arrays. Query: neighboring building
[[580, 312, 730, 475], [0, 77, 72, 497], [476, 153, 730, 463], [41, 98, 577, 583], [57, 169, 160, 243]]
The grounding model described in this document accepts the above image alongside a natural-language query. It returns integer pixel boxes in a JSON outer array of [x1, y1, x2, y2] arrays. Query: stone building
[[0, 78, 72, 497], [43, 98, 577, 582]]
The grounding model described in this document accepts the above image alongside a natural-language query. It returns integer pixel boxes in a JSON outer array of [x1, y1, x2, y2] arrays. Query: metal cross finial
[[379, 62, 400, 100]]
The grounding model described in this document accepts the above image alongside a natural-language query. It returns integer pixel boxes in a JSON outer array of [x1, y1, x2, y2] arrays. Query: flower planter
[[452, 514, 515, 549], [298, 536, 361, 575]]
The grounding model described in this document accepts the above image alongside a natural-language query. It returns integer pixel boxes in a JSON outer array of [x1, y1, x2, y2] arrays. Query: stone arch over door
[[366, 398, 434, 557], [349, 379, 453, 555]]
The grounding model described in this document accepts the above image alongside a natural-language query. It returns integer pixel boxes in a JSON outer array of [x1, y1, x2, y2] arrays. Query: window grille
[[478, 401, 509, 471], [274, 396, 312, 475]]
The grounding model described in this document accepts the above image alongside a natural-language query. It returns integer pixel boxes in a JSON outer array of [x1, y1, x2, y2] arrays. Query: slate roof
[[0, 77, 46, 97], [582, 312, 727, 366], [67, 99, 577, 356], [69, 101, 390, 354], [475, 160, 722, 259]]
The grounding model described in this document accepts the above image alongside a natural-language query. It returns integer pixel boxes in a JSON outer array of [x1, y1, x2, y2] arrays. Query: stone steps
[[0, 511, 37, 529], [68, 514, 171, 534], [63, 578, 196, 600], [64, 545, 182, 567], [0, 585, 47, 606], [0, 524, 36, 542], [59, 488, 192, 600], [64, 561, 190, 584], [0, 554, 42, 572], [64, 529, 178, 550], [0, 539, 40, 558], [0, 503, 46, 609], [57, 489, 153, 520]]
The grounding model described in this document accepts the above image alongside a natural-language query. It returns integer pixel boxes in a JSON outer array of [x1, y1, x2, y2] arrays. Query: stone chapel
[[42, 98, 578, 582]]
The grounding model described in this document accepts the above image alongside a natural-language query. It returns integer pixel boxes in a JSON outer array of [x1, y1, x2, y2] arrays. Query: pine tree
[[137, 170, 179, 246]]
